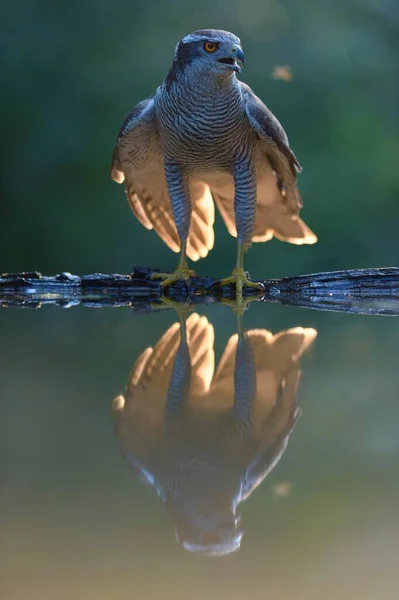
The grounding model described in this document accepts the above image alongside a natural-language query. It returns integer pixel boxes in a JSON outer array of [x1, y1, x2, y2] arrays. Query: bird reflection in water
[[112, 311, 317, 556]]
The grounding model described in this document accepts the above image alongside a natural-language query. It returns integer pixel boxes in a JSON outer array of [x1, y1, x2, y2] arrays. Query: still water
[[1, 301, 399, 600]]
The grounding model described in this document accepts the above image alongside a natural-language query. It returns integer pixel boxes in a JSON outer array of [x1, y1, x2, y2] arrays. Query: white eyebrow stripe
[[182, 34, 217, 43], [181, 34, 241, 46]]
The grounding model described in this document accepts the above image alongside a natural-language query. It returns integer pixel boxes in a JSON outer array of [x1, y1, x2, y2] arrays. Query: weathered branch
[[1, 266, 399, 315]]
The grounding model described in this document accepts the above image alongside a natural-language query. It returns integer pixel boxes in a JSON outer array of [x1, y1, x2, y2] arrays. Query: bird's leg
[[150, 162, 195, 290], [233, 312, 257, 426], [163, 311, 192, 420], [218, 244, 264, 304], [150, 297, 194, 322], [218, 162, 264, 303]]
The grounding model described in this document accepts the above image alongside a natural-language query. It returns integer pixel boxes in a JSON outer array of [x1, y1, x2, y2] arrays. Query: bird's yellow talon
[[218, 268, 264, 297], [150, 265, 195, 290]]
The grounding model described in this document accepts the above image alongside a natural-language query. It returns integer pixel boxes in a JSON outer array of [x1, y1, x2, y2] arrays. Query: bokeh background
[[2, 3, 399, 599], [2, 0, 398, 279]]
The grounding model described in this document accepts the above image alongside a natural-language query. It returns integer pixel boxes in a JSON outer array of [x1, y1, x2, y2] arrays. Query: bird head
[[170, 29, 245, 80], [173, 511, 244, 556]]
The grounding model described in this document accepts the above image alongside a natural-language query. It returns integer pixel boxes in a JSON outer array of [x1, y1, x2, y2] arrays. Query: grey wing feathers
[[240, 82, 302, 175], [111, 97, 154, 183], [111, 96, 214, 261], [240, 81, 302, 173], [210, 83, 317, 244], [210, 82, 317, 245]]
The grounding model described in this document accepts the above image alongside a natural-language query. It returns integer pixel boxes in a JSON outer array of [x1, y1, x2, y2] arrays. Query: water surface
[[1, 303, 399, 600]]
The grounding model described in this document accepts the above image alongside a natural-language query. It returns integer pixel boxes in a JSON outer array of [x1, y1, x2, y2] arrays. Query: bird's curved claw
[[217, 268, 264, 296], [212, 268, 265, 314], [150, 265, 196, 291]]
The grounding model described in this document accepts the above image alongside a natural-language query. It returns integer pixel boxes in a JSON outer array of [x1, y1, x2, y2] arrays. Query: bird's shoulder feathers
[[117, 95, 156, 140], [110, 95, 157, 183], [240, 81, 302, 175]]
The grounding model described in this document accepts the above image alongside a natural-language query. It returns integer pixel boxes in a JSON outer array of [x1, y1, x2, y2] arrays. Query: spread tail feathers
[[214, 191, 317, 245], [253, 205, 317, 245]]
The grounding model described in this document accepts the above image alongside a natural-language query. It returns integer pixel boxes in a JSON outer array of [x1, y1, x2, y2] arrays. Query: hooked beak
[[218, 45, 245, 73]]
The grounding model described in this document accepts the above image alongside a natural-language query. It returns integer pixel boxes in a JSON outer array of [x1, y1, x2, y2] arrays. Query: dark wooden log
[[1, 267, 399, 315]]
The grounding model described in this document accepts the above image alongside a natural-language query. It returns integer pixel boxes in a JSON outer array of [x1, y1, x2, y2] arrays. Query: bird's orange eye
[[204, 41, 218, 53]]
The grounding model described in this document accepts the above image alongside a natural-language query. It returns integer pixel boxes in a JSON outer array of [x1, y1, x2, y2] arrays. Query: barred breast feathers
[[156, 73, 251, 167]]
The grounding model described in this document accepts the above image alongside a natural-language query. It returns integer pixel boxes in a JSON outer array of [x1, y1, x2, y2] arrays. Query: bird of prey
[[112, 312, 317, 555], [111, 29, 317, 299]]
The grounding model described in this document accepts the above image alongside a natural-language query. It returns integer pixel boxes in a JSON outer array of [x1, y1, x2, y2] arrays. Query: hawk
[[112, 313, 317, 555], [112, 29, 317, 299]]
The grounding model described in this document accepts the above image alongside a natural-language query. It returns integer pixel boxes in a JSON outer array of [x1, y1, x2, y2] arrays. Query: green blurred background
[[2, 4, 399, 596], [2, 0, 398, 279]]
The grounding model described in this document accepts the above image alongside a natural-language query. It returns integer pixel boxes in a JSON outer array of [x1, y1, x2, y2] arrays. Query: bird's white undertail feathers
[[255, 205, 318, 245], [122, 177, 214, 261], [213, 333, 241, 385], [185, 313, 215, 398], [212, 172, 317, 245], [204, 333, 240, 408], [187, 183, 215, 261], [121, 313, 215, 413]]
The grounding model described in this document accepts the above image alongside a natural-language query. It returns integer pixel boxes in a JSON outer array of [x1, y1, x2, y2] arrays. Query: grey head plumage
[[165, 29, 245, 88]]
